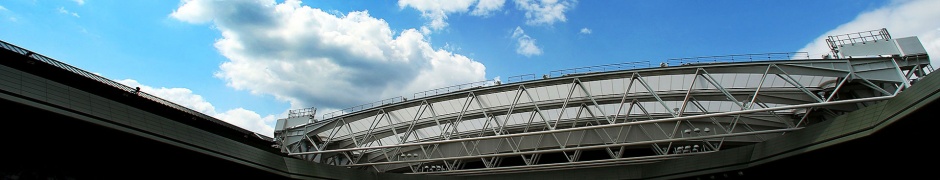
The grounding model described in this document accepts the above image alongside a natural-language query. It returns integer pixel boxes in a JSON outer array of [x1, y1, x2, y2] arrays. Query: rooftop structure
[[275, 28, 933, 175], [0, 28, 934, 179]]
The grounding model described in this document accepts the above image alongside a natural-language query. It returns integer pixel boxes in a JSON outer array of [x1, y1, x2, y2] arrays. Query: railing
[[321, 96, 405, 120], [666, 52, 809, 66], [0, 40, 273, 141], [317, 80, 504, 121], [548, 61, 651, 78], [412, 80, 498, 99], [288, 107, 317, 119], [507, 74, 537, 83], [827, 28, 891, 48], [313, 52, 814, 123]]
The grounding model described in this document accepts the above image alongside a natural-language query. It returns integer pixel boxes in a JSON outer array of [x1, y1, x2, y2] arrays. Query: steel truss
[[276, 56, 930, 175]]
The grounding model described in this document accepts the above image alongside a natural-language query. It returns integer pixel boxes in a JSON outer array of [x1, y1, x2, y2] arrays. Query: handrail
[[666, 52, 809, 66], [548, 61, 651, 78], [288, 107, 317, 118], [0, 39, 273, 141], [506, 74, 537, 83], [316, 80, 503, 121], [826, 28, 891, 48], [320, 96, 405, 120], [412, 80, 497, 99]]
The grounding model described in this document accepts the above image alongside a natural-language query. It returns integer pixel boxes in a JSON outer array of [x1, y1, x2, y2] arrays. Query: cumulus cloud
[[512, 26, 542, 57], [797, 0, 940, 66], [214, 108, 277, 136], [514, 0, 575, 26], [57, 7, 79, 18], [118, 79, 278, 136], [73, 0, 85, 5], [579, 27, 591, 35], [399, 0, 506, 31], [171, 0, 486, 113]]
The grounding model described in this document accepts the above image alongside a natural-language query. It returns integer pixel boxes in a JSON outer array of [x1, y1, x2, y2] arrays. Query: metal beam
[[342, 128, 798, 166]]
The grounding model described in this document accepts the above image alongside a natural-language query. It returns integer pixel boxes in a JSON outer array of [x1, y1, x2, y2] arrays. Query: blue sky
[[2, 0, 939, 136]]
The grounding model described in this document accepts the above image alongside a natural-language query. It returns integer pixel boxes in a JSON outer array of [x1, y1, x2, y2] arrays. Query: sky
[[1, 0, 939, 137]]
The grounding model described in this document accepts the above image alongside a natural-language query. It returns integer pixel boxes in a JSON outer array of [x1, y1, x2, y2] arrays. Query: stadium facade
[[0, 29, 935, 179]]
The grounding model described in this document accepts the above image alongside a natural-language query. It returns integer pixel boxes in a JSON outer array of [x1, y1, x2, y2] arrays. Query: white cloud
[[420, 26, 432, 34], [172, 0, 486, 113], [398, 0, 475, 31], [72, 0, 85, 5], [798, 0, 940, 66], [514, 0, 576, 26], [471, 0, 507, 17], [399, 0, 506, 31], [579, 27, 591, 35], [214, 108, 278, 137], [170, 0, 215, 23], [443, 42, 461, 52], [512, 26, 542, 57], [117, 79, 278, 136], [57, 7, 79, 18], [0, 5, 12, 22]]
